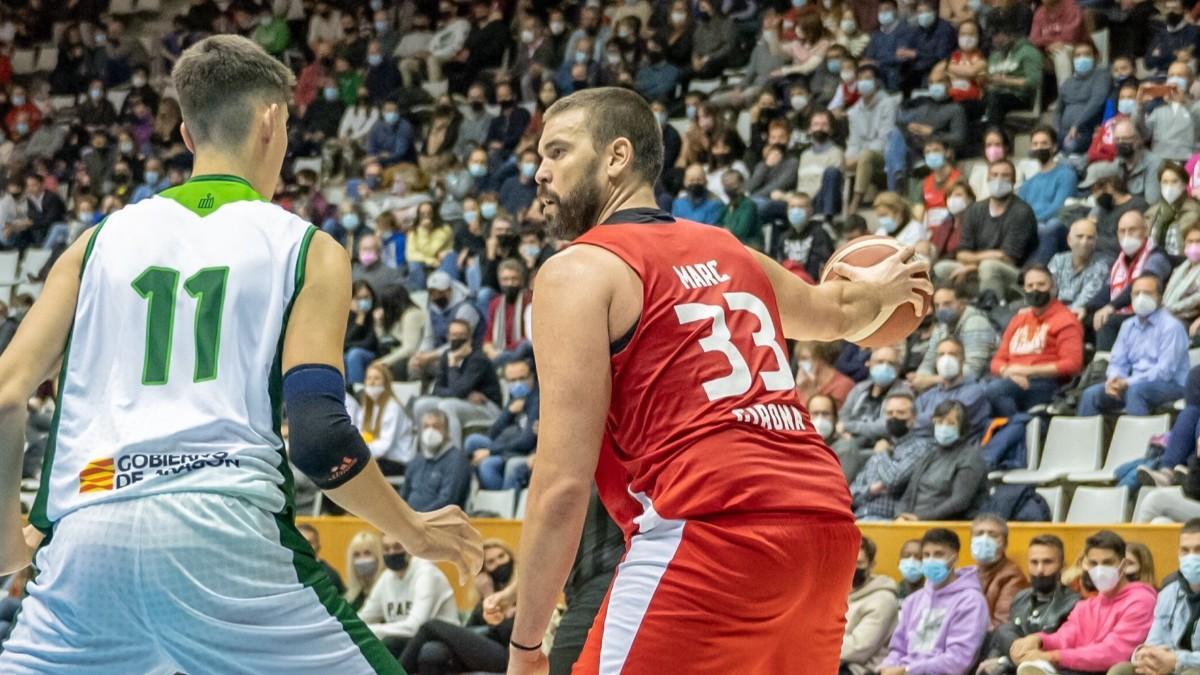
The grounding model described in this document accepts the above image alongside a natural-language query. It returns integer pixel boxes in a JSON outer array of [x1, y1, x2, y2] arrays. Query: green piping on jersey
[[158, 174, 267, 217], [266, 227, 398, 672], [30, 221, 106, 534]]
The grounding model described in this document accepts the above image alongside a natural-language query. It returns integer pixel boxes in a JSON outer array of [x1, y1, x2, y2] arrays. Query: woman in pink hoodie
[[1010, 531, 1156, 675]]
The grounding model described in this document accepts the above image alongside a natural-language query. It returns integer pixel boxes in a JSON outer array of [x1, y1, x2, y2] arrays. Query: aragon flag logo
[[78, 458, 115, 493]]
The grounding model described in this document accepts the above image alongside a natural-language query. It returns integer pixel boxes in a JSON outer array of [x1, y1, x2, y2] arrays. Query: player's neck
[[594, 184, 660, 225], [191, 154, 272, 200]]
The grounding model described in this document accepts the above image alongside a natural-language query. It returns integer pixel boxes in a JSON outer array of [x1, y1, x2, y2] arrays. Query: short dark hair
[[172, 35, 295, 148], [1032, 125, 1058, 145], [1029, 534, 1066, 561], [448, 318, 473, 334], [933, 399, 967, 437], [1021, 263, 1053, 285], [922, 527, 960, 553], [544, 87, 664, 185], [1183, 518, 1200, 535], [861, 535, 877, 563], [1133, 273, 1162, 294], [1085, 530, 1127, 558]]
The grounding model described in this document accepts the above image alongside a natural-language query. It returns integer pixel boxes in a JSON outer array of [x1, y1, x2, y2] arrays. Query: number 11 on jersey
[[132, 266, 229, 385]]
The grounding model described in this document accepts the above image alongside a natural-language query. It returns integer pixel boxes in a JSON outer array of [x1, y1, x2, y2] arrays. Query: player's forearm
[[511, 473, 592, 646], [816, 280, 886, 342], [325, 461, 427, 549], [0, 402, 32, 574]]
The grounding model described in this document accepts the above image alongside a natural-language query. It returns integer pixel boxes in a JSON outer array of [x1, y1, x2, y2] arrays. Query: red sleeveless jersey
[[574, 213, 852, 538]]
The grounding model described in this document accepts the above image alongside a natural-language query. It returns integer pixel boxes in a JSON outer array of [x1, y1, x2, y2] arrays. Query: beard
[[540, 159, 604, 241]]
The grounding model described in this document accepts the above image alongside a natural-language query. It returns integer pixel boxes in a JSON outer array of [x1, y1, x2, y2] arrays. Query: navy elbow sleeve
[[283, 364, 371, 489]]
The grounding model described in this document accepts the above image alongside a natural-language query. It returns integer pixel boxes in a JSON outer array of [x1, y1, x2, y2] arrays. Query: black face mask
[[697, 10, 711, 21], [448, 337, 468, 350], [1030, 573, 1058, 595], [1096, 192, 1115, 211], [383, 552, 409, 572], [489, 561, 514, 587], [470, 100, 485, 112], [1025, 289, 1051, 309], [711, 152, 731, 166], [1116, 142, 1136, 159], [688, 183, 707, 200], [502, 285, 522, 302], [885, 417, 909, 438], [811, 130, 831, 144], [431, 294, 450, 309], [852, 567, 868, 588], [1032, 148, 1053, 165], [498, 99, 515, 110], [1168, 11, 1184, 25]]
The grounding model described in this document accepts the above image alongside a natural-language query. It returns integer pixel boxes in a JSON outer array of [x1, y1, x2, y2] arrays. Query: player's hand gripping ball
[[820, 235, 933, 348]]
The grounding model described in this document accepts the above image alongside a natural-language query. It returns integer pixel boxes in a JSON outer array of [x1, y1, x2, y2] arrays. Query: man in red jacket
[[986, 264, 1084, 418]]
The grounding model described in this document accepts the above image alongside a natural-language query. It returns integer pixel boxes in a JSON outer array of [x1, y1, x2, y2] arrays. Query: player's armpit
[[511, 248, 614, 648]]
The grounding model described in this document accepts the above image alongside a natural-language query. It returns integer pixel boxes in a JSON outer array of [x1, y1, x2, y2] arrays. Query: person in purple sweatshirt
[[880, 527, 991, 675]]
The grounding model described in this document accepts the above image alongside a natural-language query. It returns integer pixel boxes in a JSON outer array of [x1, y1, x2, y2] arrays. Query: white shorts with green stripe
[[0, 492, 401, 674]]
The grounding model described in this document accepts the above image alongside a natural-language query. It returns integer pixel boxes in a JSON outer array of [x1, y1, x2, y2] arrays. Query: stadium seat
[[109, 0, 135, 14], [1036, 486, 1065, 523], [12, 49, 36, 75], [1190, 347, 1200, 369], [292, 157, 322, 177], [0, 251, 20, 304], [515, 489, 528, 519], [34, 47, 58, 73], [735, 110, 751, 144], [668, 117, 689, 138], [15, 248, 53, 299], [989, 415, 1044, 482], [1131, 486, 1176, 523], [1065, 486, 1129, 524], [390, 381, 422, 407], [1002, 416, 1104, 485], [410, 290, 428, 309], [469, 489, 517, 518], [1067, 414, 1170, 483], [136, 0, 162, 13], [688, 78, 722, 94]]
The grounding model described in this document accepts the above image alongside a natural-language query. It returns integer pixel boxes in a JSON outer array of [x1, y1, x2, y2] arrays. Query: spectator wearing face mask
[[895, 401, 988, 521], [470, 359, 539, 491], [988, 265, 1084, 416], [405, 202, 455, 290], [774, 192, 833, 282], [841, 536, 900, 675], [130, 158, 167, 204], [977, 535, 1080, 675], [1081, 162, 1146, 261], [1111, 118, 1164, 207], [983, 13, 1043, 129], [914, 338, 992, 443], [1092, 211, 1174, 350], [849, 392, 933, 519], [1148, 162, 1200, 257], [345, 280, 381, 385], [634, 38, 679, 104], [1165, 225, 1200, 336], [879, 527, 989, 675], [1140, 61, 1200, 164], [343, 531, 385, 612], [836, 346, 912, 451], [798, 109, 845, 218], [943, 19, 985, 112], [1080, 274, 1189, 417], [747, 141, 798, 209], [807, 394, 838, 444], [1146, 0, 1199, 76], [930, 181, 973, 261], [456, 84, 495, 157], [3, 86, 40, 139], [360, 533, 461, 657], [911, 284, 998, 390], [297, 77, 345, 157], [409, 271, 482, 378], [673, 163, 723, 224], [896, 539, 925, 600], [413, 319, 502, 448], [716, 169, 761, 248], [947, 159, 1039, 302], [1053, 42, 1109, 156], [401, 410, 473, 511], [353, 233, 406, 297], [794, 340, 855, 407], [499, 150, 539, 215], [865, 0, 908, 92], [1029, 0, 1086, 86], [846, 63, 900, 213], [347, 363, 415, 476], [1049, 219, 1110, 324], [484, 82, 530, 159], [482, 259, 532, 365], [896, 0, 955, 92], [689, 0, 735, 80], [366, 100, 415, 167], [78, 79, 117, 129], [1020, 127, 1079, 264], [970, 514, 1029, 630], [913, 137, 963, 229], [1010, 531, 1155, 675], [1090, 83, 1139, 163]]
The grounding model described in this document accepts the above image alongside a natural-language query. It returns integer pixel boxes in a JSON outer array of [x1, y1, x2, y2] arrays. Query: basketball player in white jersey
[[0, 35, 481, 674]]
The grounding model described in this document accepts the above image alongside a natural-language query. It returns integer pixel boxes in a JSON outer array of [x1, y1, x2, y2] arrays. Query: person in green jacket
[[983, 12, 1044, 129], [253, 9, 291, 58], [717, 169, 762, 249]]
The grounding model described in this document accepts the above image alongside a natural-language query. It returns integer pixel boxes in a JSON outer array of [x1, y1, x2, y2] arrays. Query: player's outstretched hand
[[411, 505, 484, 585], [829, 246, 932, 316], [507, 647, 549, 675]]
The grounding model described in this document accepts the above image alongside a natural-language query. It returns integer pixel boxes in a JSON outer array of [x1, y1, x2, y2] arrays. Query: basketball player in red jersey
[[506, 88, 930, 675]]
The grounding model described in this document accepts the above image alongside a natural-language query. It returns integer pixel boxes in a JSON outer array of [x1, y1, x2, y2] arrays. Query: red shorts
[[571, 513, 860, 675]]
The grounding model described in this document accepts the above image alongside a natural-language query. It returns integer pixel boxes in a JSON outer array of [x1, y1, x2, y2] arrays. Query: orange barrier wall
[[297, 518, 1186, 610]]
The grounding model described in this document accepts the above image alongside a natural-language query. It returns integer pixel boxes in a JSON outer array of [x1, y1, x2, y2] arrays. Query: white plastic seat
[[1067, 414, 1170, 483], [11, 49, 36, 75], [35, 47, 58, 73], [108, 0, 135, 14], [15, 248, 53, 299], [1036, 486, 1065, 523], [1065, 486, 1129, 524], [469, 489, 517, 519], [1002, 416, 1104, 484], [988, 416, 1044, 481], [0, 251, 20, 304], [735, 110, 751, 144], [1132, 486, 1180, 523], [515, 489, 529, 520], [136, 0, 162, 12], [390, 381, 422, 408], [688, 78, 722, 94]]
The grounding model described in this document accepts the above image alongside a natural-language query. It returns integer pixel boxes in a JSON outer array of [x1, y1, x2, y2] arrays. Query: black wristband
[[510, 638, 543, 652]]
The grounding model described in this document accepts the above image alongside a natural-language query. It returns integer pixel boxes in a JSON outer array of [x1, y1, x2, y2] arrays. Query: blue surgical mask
[[1073, 56, 1094, 75], [467, 163, 486, 178], [686, 105, 697, 120], [934, 424, 960, 446], [1118, 99, 1137, 116], [928, 83, 947, 100], [323, 86, 338, 101], [878, 10, 895, 26], [787, 207, 807, 227], [917, 11, 935, 28], [869, 363, 897, 387], [520, 244, 541, 259], [575, 51, 588, 63], [1171, 76, 1191, 92], [520, 162, 537, 179], [11, 95, 25, 107], [481, 202, 498, 219], [463, 210, 478, 224], [342, 213, 361, 230], [375, 20, 389, 33], [826, 58, 842, 75], [14, 122, 28, 135], [144, 170, 159, 185], [1181, 554, 1200, 585], [383, 111, 399, 124], [877, 215, 897, 233], [971, 535, 998, 564], [89, 88, 103, 100], [508, 381, 531, 399], [925, 152, 945, 170], [935, 307, 958, 324], [922, 558, 951, 585], [368, 53, 383, 67], [857, 78, 877, 96], [898, 557, 924, 582], [792, 0, 807, 7], [356, 298, 372, 313]]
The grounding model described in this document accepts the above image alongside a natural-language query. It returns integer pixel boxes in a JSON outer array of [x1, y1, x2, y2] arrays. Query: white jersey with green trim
[[32, 175, 316, 531]]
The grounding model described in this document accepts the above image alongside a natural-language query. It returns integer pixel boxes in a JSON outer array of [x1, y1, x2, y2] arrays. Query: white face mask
[[1087, 564, 1122, 594], [936, 354, 961, 379], [1162, 183, 1185, 204], [1120, 235, 1144, 257], [988, 178, 1013, 198], [959, 35, 978, 51], [812, 416, 833, 439], [364, 385, 385, 399], [947, 195, 969, 215], [420, 428, 445, 451], [1132, 292, 1158, 317]]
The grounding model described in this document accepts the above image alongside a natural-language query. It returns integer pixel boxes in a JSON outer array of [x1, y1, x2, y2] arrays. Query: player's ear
[[180, 121, 195, 154], [607, 137, 634, 178], [261, 103, 279, 146]]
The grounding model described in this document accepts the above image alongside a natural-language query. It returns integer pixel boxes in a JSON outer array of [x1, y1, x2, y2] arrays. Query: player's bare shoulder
[[534, 244, 641, 342]]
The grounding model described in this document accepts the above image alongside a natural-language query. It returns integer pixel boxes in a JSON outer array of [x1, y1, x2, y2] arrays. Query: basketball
[[819, 235, 932, 349]]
